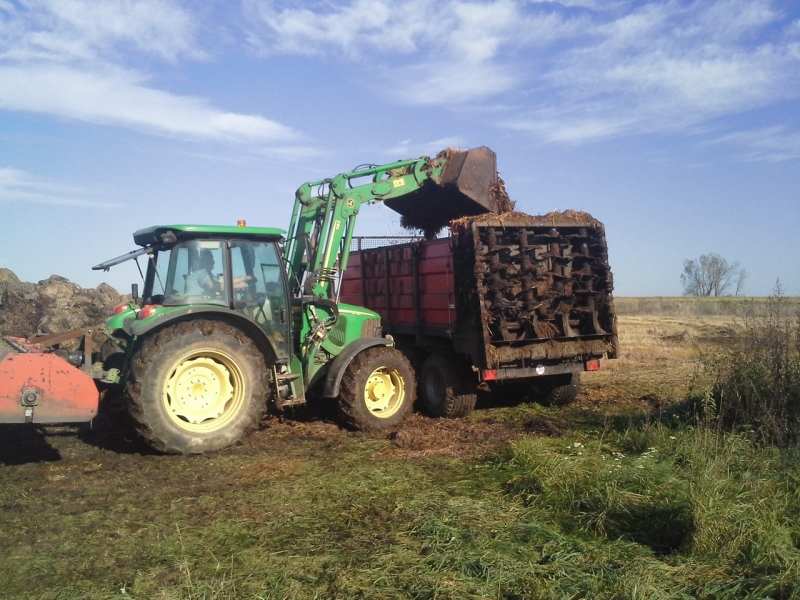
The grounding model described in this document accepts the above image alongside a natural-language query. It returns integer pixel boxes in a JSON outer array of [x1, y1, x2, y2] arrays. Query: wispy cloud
[[3, 0, 798, 154], [0, 65, 296, 142], [509, 0, 800, 144], [702, 126, 800, 162], [0, 0, 298, 144], [245, 0, 584, 104], [383, 137, 466, 158], [0, 0, 200, 62], [246, 0, 800, 149], [0, 167, 121, 208]]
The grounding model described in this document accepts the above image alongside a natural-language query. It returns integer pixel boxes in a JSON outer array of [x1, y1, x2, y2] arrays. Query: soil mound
[[0, 268, 125, 342]]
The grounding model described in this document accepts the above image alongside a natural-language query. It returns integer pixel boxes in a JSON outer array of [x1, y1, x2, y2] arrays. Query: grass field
[[1, 299, 798, 599], [614, 295, 800, 317]]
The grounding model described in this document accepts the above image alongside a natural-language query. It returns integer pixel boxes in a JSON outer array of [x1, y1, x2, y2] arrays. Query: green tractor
[[94, 147, 500, 453]]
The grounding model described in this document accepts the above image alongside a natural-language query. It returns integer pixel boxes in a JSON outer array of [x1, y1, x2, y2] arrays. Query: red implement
[[0, 351, 99, 424]]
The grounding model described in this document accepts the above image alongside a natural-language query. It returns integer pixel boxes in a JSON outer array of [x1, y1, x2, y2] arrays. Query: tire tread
[[125, 319, 269, 454]]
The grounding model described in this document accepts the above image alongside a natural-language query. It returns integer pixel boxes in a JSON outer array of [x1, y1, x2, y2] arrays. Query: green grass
[[2, 421, 798, 599], [3, 299, 800, 599]]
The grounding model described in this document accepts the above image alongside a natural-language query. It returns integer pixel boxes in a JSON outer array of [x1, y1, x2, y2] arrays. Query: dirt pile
[[0, 268, 125, 341]]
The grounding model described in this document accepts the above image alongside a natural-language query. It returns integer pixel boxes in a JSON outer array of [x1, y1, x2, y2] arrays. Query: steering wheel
[[235, 276, 258, 302]]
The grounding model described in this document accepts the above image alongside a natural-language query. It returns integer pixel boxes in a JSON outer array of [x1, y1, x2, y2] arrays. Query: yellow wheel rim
[[363, 366, 405, 419], [163, 350, 245, 433]]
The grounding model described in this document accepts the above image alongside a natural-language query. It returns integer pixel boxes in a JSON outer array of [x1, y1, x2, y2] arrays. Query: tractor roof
[[133, 224, 286, 247]]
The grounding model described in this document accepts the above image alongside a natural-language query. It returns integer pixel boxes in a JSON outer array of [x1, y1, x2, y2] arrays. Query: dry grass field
[[1, 298, 798, 599], [583, 312, 733, 409]]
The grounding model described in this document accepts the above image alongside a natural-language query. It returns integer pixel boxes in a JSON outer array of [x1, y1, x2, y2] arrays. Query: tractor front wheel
[[338, 347, 415, 431], [126, 320, 269, 454]]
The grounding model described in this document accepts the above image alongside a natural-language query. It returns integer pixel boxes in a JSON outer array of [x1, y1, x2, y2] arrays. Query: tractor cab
[[94, 224, 292, 360]]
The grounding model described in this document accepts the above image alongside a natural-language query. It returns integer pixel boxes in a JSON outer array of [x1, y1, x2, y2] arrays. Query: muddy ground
[[0, 370, 660, 483]]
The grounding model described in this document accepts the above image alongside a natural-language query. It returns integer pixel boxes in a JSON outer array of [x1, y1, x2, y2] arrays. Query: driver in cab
[[185, 249, 255, 296]]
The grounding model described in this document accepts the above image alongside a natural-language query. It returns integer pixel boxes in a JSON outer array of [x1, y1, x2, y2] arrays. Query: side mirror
[[131, 283, 140, 304]]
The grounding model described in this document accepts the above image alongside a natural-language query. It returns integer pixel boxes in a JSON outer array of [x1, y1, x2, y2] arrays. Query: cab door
[[229, 241, 291, 361]]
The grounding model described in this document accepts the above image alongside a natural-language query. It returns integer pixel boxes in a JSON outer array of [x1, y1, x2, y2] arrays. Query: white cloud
[[245, 0, 583, 105], [247, 0, 579, 57], [247, 0, 800, 149], [504, 0, 800, 144], [0, 0, 200, 62], [244, 0, 427, 57], [2, 0, 797, 153], [0, 167, 121, 208], [0, 64, 297, 142], [0, 0, 299, 145]]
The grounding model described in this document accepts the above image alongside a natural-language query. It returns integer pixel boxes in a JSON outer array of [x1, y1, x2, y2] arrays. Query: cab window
[[153, 241, 228, 306]]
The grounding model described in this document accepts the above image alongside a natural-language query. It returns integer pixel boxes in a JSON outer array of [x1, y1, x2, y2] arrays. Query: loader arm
[[285, 146, 498, 299]]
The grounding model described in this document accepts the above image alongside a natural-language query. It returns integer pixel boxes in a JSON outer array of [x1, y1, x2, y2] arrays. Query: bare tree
[[681, 253, 748, 297]]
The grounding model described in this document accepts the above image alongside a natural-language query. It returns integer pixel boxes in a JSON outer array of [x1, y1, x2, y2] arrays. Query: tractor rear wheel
[[420, 353, 477, 418], [126, 320, 268, 454], [338, 347, 415, 431]]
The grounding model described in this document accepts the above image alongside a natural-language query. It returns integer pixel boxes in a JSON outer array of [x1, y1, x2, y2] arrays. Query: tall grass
[[704, 288, 800, 446], [501, 424, 800, 598]]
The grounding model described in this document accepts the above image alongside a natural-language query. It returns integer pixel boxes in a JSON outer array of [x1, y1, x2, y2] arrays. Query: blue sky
[[1, 0, 798, 297]]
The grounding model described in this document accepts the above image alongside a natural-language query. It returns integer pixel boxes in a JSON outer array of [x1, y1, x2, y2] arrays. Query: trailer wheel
[[531, 372, 580, 407], [338, 347, 415, 431], [420, 353, 477, 418], [126, 320, 268, 454]]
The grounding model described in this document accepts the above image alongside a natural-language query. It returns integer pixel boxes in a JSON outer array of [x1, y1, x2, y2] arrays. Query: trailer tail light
[[137, 304, 159, 320], [111, 302, 129, 315], [585, 359, 601, 371], [481, 369, 497, 381]]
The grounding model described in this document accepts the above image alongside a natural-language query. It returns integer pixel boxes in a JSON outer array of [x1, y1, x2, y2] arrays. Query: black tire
[[338, 347, 415, 431], [99, 338, 126, 370], [420, 353, 477, 418], [531, 372, 580, 407], [126, 320, 269, 454]]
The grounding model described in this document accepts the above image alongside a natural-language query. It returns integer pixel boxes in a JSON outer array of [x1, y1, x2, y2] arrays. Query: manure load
[[452, 210, 618, 367]]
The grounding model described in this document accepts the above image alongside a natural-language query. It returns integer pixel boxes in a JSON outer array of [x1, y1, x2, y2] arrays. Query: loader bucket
[[384, 146, 501, 236], [0, 351, 98, 424], [437, 146, 499, 211]]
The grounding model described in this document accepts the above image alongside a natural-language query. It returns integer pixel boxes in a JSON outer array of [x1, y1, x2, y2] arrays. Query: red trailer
[[340, 212, 618, 417]]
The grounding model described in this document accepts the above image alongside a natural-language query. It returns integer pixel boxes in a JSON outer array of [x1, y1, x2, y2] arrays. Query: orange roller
[[0, 352, 98, 424]]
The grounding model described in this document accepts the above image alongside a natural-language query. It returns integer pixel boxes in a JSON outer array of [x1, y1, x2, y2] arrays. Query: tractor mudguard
[[130, 307, 284, 362], [0, 352, 98, 423], [321, 337, 393, 398]]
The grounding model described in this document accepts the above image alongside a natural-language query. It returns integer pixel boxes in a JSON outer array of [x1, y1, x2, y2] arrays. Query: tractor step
[[274, 396, 307, 410]]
